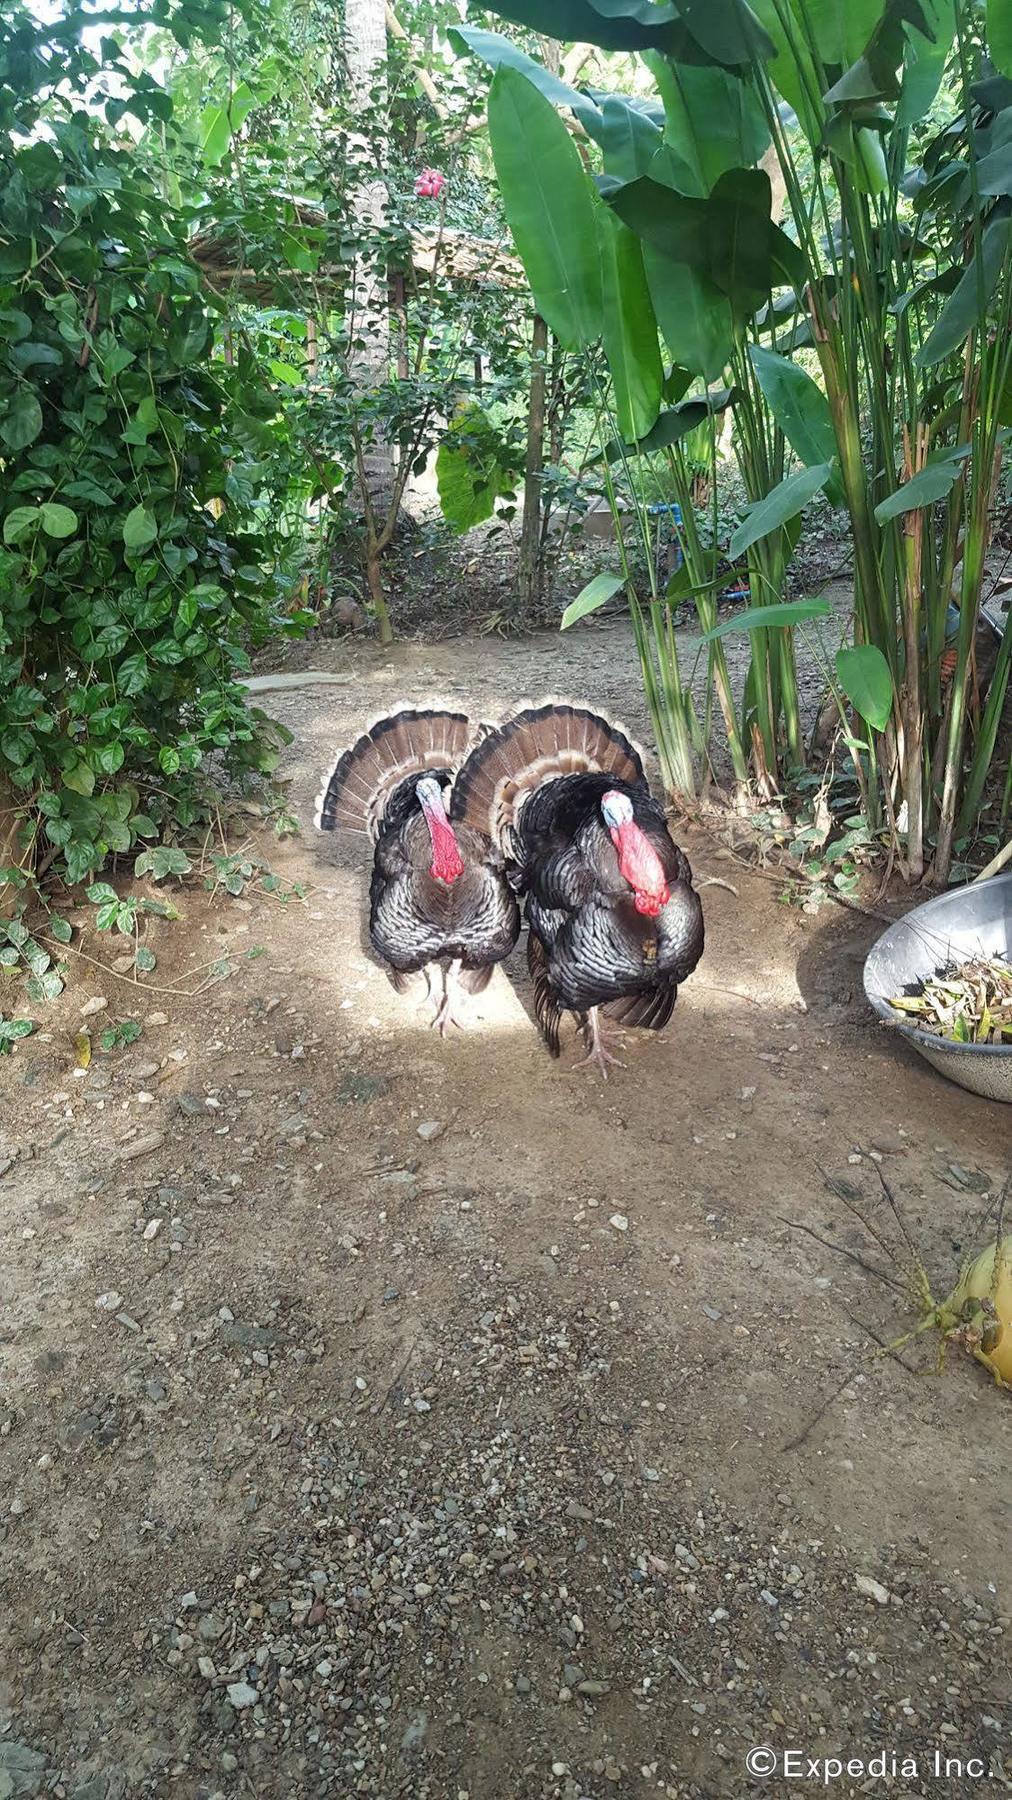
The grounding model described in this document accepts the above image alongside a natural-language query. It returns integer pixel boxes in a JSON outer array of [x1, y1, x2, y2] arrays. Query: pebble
[[416, 1120, 444, 1140], [855, 1574, 891, 1605], [80, 995, 109, 1017], [609, 1213, 628, 1232], [226, 1681, 258, 1708]]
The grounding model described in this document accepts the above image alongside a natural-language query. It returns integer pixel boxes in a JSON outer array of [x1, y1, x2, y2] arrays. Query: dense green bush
[[0, 52, 310, 889]]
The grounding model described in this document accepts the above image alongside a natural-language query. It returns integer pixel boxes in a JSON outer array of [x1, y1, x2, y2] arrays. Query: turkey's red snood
[[419, 788, 465, 884], [609, 820, 670, 917]]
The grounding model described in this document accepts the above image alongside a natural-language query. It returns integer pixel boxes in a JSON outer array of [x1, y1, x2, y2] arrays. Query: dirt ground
[[1, 622, 1010, 1800]]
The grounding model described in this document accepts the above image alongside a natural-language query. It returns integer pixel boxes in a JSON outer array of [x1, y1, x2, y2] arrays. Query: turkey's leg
[[432, 959, 468, 1037], [572, 1006, 624, 1078]]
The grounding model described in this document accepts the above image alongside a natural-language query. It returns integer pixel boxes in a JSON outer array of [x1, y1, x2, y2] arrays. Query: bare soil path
[[0, 624, 1009, 1800]]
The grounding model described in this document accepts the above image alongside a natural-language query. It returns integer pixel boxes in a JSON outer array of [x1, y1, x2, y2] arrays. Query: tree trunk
[[519, 313, 548, 613], [344, 0, 393, 512]]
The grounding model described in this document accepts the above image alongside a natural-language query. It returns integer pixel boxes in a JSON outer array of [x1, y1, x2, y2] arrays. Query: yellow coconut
[[941, 1237, 1012, 1386]]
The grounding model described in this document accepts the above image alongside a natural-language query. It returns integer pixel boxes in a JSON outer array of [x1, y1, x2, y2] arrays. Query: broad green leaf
[[643, 248, 734, 380], [27, 971, 64, 1002], [134, 845, 192, 879], [123, 504, 158, 551], [561, 571, 626, 629], [269, 360, 303, 387], [199, 83, 256, 168], [62, 760, 95, 797], [602, 388, 737, 460], [474, 0, 688, 54], [975, 136, 1012, 198], [3, 505, 40, 544], [728, 462, 833, 558], [748, 0, 823, 140], [598, 210, 663, 442], [48, 917, 73, 944], [436, 439, 510, 533], [591, 95, 663, 180], [701, 597, 832, 641], [488, 68, 604, 351], [1, 388, 43, 452], [611, 169, 805, 319], [897, 0, 955, 126], [918, 217, 1012, 367], [836, 643, 894, 731], [651, 60, 770, 195], [449, 27, 600, 126], [873, 453, 968, 521], [990, 0, 1012, 76], [40, 503, 78, 539], [86, 881, 118, 904], [808, 0, 887, 67], [748, 345, 843, 505]]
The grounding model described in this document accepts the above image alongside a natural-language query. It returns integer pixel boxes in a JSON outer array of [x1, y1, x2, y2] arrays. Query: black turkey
[[451, 700, 703, 1073], [317, 707, 519, 1033]]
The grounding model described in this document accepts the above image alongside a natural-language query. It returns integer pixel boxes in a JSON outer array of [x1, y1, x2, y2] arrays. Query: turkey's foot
[[430, 960, 468, 1038], [572, 1008, 624, 1078]]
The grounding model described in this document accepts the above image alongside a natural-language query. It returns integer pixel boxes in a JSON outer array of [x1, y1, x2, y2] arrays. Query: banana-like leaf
[[836, 643, 894, 731], [449, 27, 601, 128], [748, 345, 844, 504], [808, 0, 888, 68], [589, 95, 664, 179], [488, 68, 604, 351], [612, 169, 805, 317], [701, 596, 832, 641], [643, 247, 735, 378], [600, 387, 737, 460], [897, 0, 955, 126], [917, 215, 1012, 367], [481, 0, 774, 63], [989, 0, 1012, 77], [561, 571, 626, 629], [729, 462, 833, 558], [649, 59, 770, 193], [598, 210, 664, 442], [873, 451, 968, 520]]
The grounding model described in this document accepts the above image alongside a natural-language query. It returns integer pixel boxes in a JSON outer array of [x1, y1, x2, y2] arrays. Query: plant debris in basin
[[889, 954, 1012, 1044]]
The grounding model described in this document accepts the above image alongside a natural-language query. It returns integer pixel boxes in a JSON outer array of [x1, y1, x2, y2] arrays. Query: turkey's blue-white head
[[600, 790, 670, 918], [416, 776, 465, 884]]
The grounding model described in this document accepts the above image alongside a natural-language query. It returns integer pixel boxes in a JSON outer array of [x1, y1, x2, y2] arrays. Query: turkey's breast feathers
[[370, 802, 519, 975], [514, 773, 703, 1019]]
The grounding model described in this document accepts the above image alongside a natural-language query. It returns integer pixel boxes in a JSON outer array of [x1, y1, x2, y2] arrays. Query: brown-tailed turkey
[[451, 699, 704, 1075], [316, 707, 519, 1033]]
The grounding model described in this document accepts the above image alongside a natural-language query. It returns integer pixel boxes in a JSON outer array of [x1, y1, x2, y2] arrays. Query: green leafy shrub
[[0, 92, 310, 891]]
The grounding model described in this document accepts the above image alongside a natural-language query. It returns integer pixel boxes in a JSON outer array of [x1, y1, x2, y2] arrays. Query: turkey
[[451, 699, 704, 1074], [316, 706, 520, 1033]]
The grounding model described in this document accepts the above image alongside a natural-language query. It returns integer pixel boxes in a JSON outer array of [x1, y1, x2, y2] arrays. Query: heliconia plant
[[456, 0, 1012, 883]]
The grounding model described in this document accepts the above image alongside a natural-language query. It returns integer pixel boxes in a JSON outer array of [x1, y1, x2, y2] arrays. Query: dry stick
[[775, 1213, 909, 1296], [817, 1164, 901, 1272], [39, 934, 246, 999]]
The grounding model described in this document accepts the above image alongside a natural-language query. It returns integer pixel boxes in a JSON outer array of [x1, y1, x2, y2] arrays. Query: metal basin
[[863, 871, 1012, 1103]]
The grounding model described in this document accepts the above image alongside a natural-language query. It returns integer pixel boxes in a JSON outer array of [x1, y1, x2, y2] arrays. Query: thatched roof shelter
[[188, 204, 524, 303]]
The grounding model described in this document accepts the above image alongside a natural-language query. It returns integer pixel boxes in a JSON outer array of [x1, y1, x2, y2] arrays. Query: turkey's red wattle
[[420, 796, 465, 883], [609, 820, 670, 915]]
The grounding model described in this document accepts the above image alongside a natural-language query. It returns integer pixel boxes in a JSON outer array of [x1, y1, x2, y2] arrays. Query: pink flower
[[414, 167, 445, 199]]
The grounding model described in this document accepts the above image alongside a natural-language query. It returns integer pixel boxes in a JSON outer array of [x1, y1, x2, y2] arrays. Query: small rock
[[95, 1291, 124, 1312], [702, 1304, 723, 1323], [416, 1120, 444, 1140], [609, 1213, 628, 1232], [142, 1218, 162, 1241], [226, 1681, 258, 1709], [80, 996, 108, 1017], [855, 1574, 891, 1605], [145, 1012, 169, 1026]]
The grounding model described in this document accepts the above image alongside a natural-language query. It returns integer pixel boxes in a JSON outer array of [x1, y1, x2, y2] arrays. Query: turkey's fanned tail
[[316, 706, 474, 839], [451, 699, 645, 844]]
